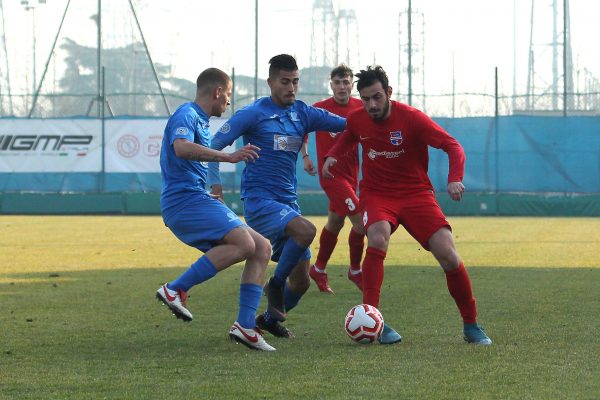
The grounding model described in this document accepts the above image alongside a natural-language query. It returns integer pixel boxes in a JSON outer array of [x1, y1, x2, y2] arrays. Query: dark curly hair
[[356, 65, 389, 92]]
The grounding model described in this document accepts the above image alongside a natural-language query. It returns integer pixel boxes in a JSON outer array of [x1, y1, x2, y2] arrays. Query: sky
[[2, 0, 599, 108]]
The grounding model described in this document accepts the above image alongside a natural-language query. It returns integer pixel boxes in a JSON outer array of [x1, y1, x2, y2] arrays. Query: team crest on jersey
[[175, 127, 189, 136], [276, 136, 288, 150], [273, 134, 302, 152], [219, 123, 231, 134], [389, 131, 403, 145], [289, 111, 300, 121]]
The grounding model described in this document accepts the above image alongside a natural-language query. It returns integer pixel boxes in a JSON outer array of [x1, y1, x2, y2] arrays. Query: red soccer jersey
[[327, 101, 465, 195], [311, 96, 363, 188]]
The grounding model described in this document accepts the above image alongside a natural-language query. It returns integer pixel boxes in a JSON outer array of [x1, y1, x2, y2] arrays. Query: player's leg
[[362, 220, 391, 308], [261, 215, 314, 321], [257, 255, 310, 339], [281, 216, 316, 284], [360, 193, 402, 344], [403, 191, 491, 345], [363, 222, 402, 344], [310, 183, 361, 293], [235, 228, 271, 328], [428, 228, 492, 345], [243, 198, 313, 322], [309, 210, 344, 293], [347, 212, 366, 290], [229, 228, 276, 351], [157, 199, 248, 321]]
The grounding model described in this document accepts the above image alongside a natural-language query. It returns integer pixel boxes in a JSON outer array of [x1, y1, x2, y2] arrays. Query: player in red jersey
[[301, 65, 365, 294], [323, 65, 492, 345]]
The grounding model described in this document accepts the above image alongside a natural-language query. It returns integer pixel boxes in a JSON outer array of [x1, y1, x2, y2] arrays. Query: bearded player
[[323, 65, 492, 345]]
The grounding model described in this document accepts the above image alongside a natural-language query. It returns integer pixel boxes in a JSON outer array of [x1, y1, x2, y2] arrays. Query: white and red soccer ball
[[344, 304, 384, 344]]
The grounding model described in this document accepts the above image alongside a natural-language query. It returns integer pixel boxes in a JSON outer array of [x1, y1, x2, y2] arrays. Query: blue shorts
[[163, 195, 244, 252], [243, 197, 311, 262]]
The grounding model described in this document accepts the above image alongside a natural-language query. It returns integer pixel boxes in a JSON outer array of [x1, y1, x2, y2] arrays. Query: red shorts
[[359, 190, 451, 250], [322, 182, 360, 217]]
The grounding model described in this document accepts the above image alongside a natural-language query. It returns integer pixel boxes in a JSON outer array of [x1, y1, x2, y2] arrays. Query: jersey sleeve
[[207, 108, 254, 187], [413, 110, 466, 183], [304, 104, 346, 134], [167, 112, 196, 146], [325, 128, 358, 161]]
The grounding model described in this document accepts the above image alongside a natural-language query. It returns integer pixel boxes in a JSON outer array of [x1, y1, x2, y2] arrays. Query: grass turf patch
[[1, 216, 599, 399], [1, 265, 599, 399]]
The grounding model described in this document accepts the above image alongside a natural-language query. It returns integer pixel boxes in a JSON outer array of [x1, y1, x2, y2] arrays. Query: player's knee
[[439, 252, 461, 271], [326, 216, 345, 232], [237, 238, 257, 261], [367, 233, 389, 249], [253, 236, 272, 265], [293, 220, 317, 247]]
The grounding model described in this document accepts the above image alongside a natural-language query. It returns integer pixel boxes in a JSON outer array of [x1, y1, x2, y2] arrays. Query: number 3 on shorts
[[345, 198, 356, 212]]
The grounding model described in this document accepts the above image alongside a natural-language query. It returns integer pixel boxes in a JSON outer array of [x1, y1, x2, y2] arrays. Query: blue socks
[[237, 283, 263, 329], [273, 238, 307, 286], [167, 256, 217, 292]]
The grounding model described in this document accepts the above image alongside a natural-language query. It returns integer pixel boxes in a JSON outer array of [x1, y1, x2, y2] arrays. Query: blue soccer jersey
[[208, 97, 346, 203], [160, 101, 244, 251], [160, 102, 213, 215]]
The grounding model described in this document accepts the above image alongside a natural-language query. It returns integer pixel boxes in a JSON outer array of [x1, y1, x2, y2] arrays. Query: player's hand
[[227, 143, 260, 163], [322, 157, 337, 179], [303, 156, 317, 176], [210, 184, 224, 203], [448, 181, 465, 201]]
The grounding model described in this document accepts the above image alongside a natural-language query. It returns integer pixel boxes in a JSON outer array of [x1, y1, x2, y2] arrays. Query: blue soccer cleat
[[463, 323, 492, 345], [377, 323, 402, 344]]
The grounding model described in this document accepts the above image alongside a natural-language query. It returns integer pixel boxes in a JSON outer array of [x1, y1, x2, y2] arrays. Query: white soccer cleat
[[156, 284, 193, 322], [229, 322, 276, 351]]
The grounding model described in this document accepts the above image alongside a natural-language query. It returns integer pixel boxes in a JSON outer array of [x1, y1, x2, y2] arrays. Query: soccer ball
[[344, 304, 384, 344]]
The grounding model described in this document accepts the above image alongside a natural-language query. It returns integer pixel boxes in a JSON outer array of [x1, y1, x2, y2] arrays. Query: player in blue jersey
[[209, 55, 346, 338], [156, 67, 276, 351]]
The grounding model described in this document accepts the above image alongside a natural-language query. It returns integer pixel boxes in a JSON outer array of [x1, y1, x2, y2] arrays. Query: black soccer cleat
[[256, 314, 294, 338]]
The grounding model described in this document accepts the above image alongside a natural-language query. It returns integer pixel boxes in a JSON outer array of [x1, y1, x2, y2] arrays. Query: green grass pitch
[[1, 216, 599, 399]]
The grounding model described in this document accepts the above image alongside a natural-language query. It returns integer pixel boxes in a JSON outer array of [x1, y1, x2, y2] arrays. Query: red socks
[[348, 228, 365, 271], [315, 228, 338, 270], [362, 247, 387, 308], [445, 262, 477, 324]]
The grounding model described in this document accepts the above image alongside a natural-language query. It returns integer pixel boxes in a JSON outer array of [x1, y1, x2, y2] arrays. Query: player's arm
[[414, 111, 466, 201], [322, 128, 357, 179], [300, 138, 316, 176], [208, 109, 255, 199], [306, 105, 346, 134], [173, 139, 259, 163]]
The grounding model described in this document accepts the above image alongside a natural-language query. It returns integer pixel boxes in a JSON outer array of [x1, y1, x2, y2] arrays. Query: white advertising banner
[[0, 117, 236, 173], [105, 119, 164, 172], [106, 117, 236, 173], [0, 119, 101, 172]]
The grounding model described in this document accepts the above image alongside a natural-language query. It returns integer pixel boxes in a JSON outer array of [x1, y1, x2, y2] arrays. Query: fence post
[[494, 67, 500, 214]]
